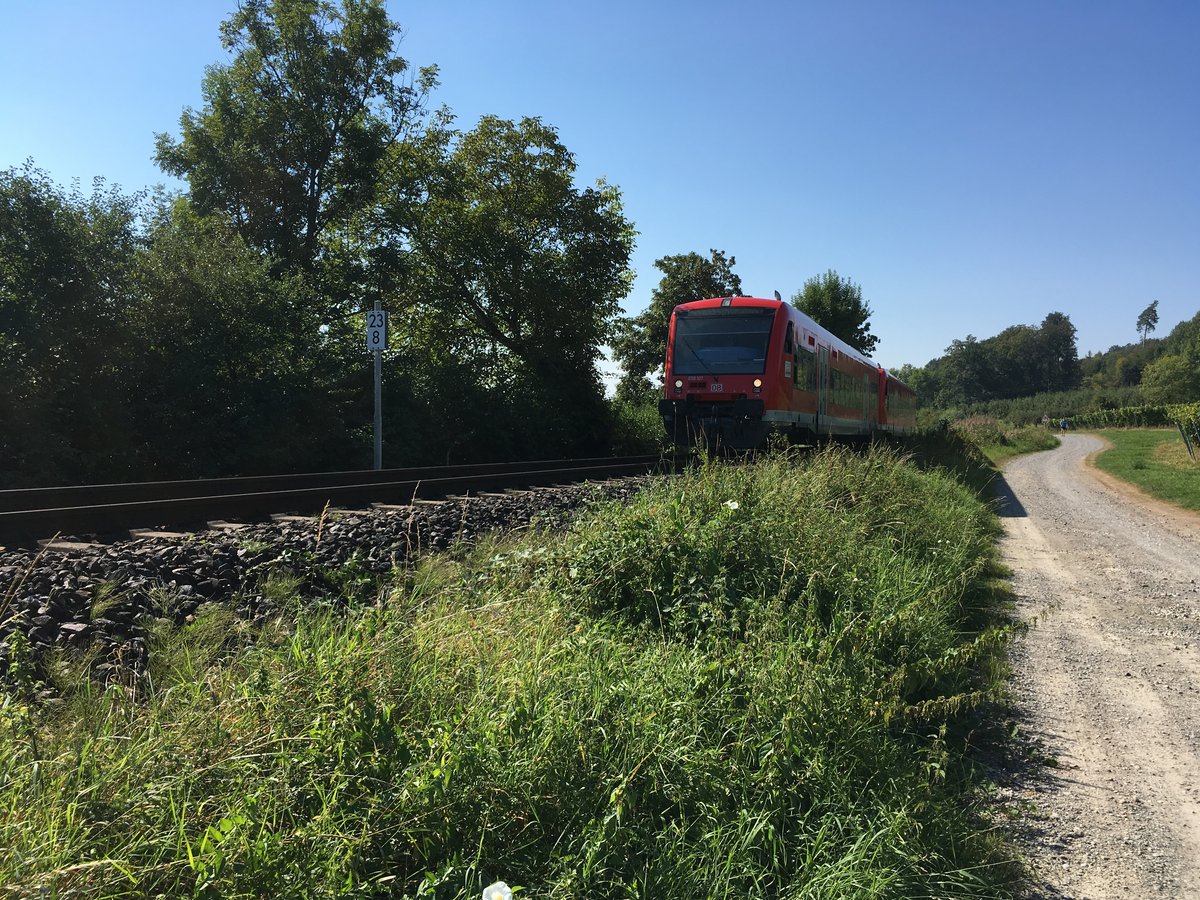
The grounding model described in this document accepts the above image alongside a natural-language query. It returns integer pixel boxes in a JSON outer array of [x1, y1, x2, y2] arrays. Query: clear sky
[[2, 1, 1197, 373]]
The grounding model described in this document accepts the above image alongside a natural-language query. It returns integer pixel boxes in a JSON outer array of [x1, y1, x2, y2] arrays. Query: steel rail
[[0, 457, 675, 546], [0, 456, 662, 513]]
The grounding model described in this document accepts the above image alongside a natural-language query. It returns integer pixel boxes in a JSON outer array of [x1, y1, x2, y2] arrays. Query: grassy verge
[[947, 417, 1060, 467], [1, 448, 1020, 898], [1090, 428, 1200, 512]]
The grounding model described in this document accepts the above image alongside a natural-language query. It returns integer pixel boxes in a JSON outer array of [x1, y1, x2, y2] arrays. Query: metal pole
[[373, 299, 383, 471]]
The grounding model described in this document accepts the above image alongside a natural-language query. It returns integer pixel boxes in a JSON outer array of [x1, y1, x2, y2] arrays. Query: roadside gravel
[[998, 433, 1200, 898]]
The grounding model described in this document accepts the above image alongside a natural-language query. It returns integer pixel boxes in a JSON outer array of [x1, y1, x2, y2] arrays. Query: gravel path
[[998, 434, 1200, 898]]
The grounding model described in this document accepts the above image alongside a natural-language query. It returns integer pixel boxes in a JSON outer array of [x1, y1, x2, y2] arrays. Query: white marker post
[[366, 301, 388, 470]]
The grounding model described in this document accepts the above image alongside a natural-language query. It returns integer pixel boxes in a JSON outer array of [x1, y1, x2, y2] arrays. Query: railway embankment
[[0, 480, 647, 688], [1, 444, 1023, 898]]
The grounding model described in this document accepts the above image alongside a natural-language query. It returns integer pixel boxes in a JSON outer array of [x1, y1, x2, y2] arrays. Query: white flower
[[723, 500, 739, 510], [482, 881, 512, 900]]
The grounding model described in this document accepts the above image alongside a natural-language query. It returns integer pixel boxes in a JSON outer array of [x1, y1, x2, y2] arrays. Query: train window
[[784, 322, 794, 355], [794, 349, 816, 389], [671, 307, 775, 375]]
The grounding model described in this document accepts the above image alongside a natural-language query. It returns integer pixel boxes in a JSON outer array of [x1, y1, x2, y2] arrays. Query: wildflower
[[483, 882, 512, 900]]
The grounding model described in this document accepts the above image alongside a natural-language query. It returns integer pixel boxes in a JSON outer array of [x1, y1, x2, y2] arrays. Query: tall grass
[[947, 418, 1059, 467], [1, 448, 1018, 898]]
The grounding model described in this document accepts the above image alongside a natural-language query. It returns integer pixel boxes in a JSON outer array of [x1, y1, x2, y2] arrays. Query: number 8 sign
[[367, 310, 388, 350]]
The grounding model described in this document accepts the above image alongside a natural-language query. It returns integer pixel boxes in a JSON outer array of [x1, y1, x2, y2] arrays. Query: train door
[[817, 345, 829, 435]]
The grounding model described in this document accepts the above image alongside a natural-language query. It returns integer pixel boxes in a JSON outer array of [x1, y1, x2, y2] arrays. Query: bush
[[607, 399, 667, 455], [1068, 405, 1174, 429]]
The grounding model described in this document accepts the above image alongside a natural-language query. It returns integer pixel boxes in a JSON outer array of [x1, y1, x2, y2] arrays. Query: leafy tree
[[1162, 309, 1200, 359], [0, 165, 144, 486], [792, 270, 878, 356], [986, 324, 1041, 398], [610, 249, 741, 401], [1140, 354, 1200, 404], [937, 335, 990, 407], [888, 363, 934, 407], [1038, 311, 1081, 393], [154, 0, 436, 281], [129, 199, 355, 476], [398, 115, 635, 456], [1136, 300, 1159, 344]]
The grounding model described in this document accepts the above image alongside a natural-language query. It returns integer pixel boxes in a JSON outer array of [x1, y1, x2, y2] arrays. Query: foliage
[[1038, 312, 1082, 395], [606, 398, 668, 455], [902, 311, 1083, 409], [154, 0, 436, 278], [0, 165, 145, 486], [792, 270, 878, 356], [1136, 300, 1159, 344], [397, 115, 636, 456], [610, 250, 742, 401], [1, 451, 1019, 897], [1170, 401, 1200, 431], [933, 385, 1142, 427], [128, 199, 358, 476], [1140, 353, 1200, 405], [949, 417, 1058, 466], [4, 5, 641, 484], [1067, 404, 1175, 429]]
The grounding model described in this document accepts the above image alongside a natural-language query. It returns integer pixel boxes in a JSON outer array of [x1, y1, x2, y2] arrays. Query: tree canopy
[[154, 0, 437, 280], [792, 270, 878, 356], [1136, 300, 1159, 344], [398, 115, 635, 455], [1140, 353, 1200, 404]]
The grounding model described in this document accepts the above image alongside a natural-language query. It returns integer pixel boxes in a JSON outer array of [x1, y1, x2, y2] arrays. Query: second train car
[[658, 295, 915, 449]]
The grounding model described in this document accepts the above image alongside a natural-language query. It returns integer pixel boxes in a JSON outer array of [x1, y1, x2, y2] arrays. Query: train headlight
[[752, 378, 762, 393], [674, 379, 683, 393]]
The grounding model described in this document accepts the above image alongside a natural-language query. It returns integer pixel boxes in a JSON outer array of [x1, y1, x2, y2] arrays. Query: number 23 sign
[[367, 310, 388, 350]]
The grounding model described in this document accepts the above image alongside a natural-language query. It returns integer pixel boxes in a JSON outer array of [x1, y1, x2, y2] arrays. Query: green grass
[[1091, 428, 1200, 512], [1, 448, 1021, 898], [947, 417, 1060, 467]]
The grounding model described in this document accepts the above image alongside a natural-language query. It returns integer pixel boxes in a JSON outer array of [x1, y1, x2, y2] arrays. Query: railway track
[[0, 455, 677, 548]]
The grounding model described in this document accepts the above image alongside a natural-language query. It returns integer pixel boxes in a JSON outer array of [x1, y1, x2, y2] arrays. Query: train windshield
[[671, 308, 775, 375]]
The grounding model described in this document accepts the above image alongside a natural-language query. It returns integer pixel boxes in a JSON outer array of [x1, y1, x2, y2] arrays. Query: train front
[[658, 298, 781, 450]]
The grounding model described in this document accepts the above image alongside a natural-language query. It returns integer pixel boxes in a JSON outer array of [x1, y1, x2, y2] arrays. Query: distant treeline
[[897, 308, 1200, 425]]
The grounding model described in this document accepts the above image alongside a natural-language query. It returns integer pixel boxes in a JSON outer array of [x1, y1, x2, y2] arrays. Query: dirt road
[[998, 433, 1200, 898]]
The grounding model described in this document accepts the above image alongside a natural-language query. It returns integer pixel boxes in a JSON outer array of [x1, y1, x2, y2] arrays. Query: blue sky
[[2, 1, 1197, 372]]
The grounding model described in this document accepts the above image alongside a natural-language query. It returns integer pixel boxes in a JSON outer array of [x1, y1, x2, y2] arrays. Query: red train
[[658, 296, 916, 449]]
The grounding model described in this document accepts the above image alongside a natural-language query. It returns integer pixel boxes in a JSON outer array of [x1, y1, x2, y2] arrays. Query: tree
[[1136, 300, 1159, 344], [0, 164, 144, 486], [1140, 354, 1200, 404], [1038, 311, 1081, 393], [128, 199, 354, 477], [610, 249, 741, 401], [792, 270, 878, 356], [937, 335, 990, 407], [154, 0, 436, 280], [987, 324, 1042, 398], [398, 115, 636, 456]]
